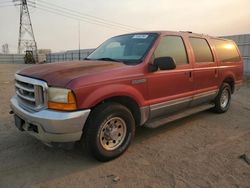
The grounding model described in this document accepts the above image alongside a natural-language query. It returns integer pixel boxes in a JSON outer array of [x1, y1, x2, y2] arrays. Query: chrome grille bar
[[15, 74, 48, 111], [15, 83, 35, 92], [16, 90, 36, 102]]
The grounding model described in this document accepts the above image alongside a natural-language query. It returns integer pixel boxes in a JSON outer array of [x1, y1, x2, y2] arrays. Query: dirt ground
[[0, 64, 250, 188]]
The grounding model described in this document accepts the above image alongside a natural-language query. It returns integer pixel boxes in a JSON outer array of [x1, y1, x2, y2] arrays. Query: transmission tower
[[15, 0, 38, 62]]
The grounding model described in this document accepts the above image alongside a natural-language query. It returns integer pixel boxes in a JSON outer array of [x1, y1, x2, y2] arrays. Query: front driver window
[[154, 36, 188, 65]]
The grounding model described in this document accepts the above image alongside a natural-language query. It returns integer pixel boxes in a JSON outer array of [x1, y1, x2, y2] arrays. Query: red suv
[[11, 31, 243, 161]]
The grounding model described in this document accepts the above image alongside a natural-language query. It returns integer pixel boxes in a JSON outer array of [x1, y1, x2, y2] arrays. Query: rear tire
[[82, 102, 135, 162], [212, 83, 231, 113]]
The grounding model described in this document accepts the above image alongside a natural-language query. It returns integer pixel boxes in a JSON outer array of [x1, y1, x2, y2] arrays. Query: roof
[[119, 30, 217, 39]]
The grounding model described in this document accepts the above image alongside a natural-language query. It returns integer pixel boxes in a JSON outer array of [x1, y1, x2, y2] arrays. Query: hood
[[18, 60, 127, 87]]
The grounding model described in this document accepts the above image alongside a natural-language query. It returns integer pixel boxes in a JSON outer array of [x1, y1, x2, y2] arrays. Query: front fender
[[76, 84, 146, 109]]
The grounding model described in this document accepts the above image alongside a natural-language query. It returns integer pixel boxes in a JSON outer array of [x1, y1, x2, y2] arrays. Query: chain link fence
[[0, 54, 25, 64], [46, 49, 95, 63]]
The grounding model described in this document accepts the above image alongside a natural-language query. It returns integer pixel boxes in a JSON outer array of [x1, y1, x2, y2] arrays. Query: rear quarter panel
[[218, 61, 243, 86], [209, 39, 244, 87]]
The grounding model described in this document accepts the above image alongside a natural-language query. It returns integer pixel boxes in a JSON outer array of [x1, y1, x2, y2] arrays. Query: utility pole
[[15, 0, 38, 62], [78, 21, 81, 61]]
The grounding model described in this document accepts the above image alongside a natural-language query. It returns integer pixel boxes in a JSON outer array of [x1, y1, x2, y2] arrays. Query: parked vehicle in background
[[10, 31, 243, 161]]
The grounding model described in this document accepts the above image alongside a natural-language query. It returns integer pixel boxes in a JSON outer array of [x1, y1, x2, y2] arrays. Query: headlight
[[48, 87, 77, 111]]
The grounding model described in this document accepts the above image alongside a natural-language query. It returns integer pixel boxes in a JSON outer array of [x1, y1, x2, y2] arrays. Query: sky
[[0, 0, 250, 53]]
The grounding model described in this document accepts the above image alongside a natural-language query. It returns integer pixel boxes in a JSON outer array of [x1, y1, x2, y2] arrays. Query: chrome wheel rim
[[99, 117, 127, 151], [220, 89, 229, 108]]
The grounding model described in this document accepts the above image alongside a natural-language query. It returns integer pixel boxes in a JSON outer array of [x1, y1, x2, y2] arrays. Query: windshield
[[87, 33, 158, 64]]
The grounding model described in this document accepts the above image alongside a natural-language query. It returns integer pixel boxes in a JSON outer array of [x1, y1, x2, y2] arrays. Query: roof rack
[[180, 31, 193, 33]]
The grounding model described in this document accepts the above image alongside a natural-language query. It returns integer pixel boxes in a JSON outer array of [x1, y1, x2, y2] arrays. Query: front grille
[[15, 74, 48, 111]]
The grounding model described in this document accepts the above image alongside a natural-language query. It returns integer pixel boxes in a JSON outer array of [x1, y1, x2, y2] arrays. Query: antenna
[[15, 0, 38, 62]]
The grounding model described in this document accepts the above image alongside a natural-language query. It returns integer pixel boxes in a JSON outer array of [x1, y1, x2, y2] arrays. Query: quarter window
[[189, 37, 214, 63], [211, 39, 241, 62], [154, 36, 188, 65]]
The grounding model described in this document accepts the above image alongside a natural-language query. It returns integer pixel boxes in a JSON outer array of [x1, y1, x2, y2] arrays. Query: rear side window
[[189, 37, 214, 63], [154, 36, 188, 65], [211, 39, 241, 62]]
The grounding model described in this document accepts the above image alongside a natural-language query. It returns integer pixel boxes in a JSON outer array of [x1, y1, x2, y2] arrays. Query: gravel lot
[[0, 64, 250, 188]]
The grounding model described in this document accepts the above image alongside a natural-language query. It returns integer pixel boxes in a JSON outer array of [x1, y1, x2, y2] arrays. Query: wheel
[[83, 102, 135, 161], [212, 83, 231, 113]]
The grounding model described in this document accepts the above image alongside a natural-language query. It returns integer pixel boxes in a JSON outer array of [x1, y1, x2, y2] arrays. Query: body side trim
[[150, 89, 218, 111], [140, 89, 218, 124]]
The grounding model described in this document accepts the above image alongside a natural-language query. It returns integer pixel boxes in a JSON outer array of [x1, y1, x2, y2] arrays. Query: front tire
[[212, 83, 231, 113], [83, 102, 135, 162]]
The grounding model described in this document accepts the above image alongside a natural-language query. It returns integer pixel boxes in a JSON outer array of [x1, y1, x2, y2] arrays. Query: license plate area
[[14, 114, 25, 131]]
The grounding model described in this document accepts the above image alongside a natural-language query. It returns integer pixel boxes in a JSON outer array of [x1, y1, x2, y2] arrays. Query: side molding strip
[[150, 90, 218, 111], [139, 90, 218, 125]]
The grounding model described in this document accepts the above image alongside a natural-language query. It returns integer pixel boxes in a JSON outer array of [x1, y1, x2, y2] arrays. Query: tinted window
[[154, 36, 188, 65], [189, 37, 214, 63], [212, 39, 241, 62]]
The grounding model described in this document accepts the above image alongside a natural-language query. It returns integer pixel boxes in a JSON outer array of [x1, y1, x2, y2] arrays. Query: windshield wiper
[[95, 57, 124, 63]]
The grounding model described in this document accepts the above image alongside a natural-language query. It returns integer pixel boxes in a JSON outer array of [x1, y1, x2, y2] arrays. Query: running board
[[145, 103, 215, 129]]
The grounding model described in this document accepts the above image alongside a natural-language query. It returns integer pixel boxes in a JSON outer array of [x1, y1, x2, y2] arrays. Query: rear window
[[212, 39, 241, 62], [189, 37, 214, 63]]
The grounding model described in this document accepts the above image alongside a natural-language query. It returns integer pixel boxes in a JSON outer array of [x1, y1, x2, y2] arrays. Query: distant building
[[222, 34, 250, 75], [38, 49, 51, 63]]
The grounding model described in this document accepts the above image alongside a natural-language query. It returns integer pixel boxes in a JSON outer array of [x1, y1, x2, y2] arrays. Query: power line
[[38, 0, 142, 31], [26, 0, 141, 32], [29, 1, 136, 32], [34, 5, 131, 32], [27, 2, 135, 32], [34, 5, 133, 32]]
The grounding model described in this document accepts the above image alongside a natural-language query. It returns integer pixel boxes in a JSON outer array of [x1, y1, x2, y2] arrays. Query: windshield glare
[[87, 33, 158, 64]]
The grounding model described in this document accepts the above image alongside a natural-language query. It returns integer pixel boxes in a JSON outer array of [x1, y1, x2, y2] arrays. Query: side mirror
[[149, 57, 176, 72]]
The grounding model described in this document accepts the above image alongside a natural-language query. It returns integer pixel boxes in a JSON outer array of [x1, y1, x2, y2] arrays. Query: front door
[[146, 35, 194, 119]]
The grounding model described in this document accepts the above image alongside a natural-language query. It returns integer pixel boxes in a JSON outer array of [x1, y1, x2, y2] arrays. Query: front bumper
[[10, 96, 91, 144]]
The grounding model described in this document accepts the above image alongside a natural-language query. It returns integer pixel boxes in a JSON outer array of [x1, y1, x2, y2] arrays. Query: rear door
[[146, 35, 194, 119], [189, 37, 219, 106]]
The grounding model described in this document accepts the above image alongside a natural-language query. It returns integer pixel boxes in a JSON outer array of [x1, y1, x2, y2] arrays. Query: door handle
[[189, 71, 192, 78], [185, 71, 192, 78], [215, 69, 218, 77]]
